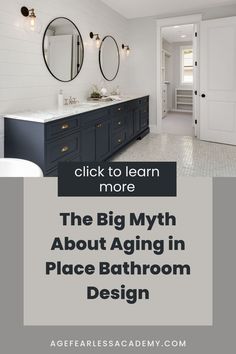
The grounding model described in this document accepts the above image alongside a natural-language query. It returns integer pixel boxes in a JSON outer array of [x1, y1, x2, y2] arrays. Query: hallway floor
[[112, 133, 236, 177], [162, 112, 194, 137]]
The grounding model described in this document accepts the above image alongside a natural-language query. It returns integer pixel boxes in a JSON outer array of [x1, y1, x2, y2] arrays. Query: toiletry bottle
[[58, 90, 64, 110]]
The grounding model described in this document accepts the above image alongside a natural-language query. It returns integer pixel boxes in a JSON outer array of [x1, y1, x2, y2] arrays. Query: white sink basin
[[0, 158, 43, 177]]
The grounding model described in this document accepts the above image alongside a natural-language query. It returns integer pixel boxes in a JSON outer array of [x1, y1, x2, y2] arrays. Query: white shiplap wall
[[0, 0, 130, 156]]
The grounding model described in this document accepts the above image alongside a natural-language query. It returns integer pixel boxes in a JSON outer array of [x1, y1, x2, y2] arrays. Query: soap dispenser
[[58, 89, 64, 110]]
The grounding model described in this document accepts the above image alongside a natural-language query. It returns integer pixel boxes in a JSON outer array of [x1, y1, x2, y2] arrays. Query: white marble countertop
[[4, 95, 149, 124]]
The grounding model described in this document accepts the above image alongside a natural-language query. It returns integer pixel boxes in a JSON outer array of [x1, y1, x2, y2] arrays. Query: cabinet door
[[46, 132, 80, 171], [125, 112, 134, 140], [81, 125, 96, 161], [95, 120, 110, 161], [133, 109, 141, 135]]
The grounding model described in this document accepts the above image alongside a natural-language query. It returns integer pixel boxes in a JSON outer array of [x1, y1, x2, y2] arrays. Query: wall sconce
[[90, 32, 101, 48], [122, 44, 130, 56], [21, 6, 37, 31]]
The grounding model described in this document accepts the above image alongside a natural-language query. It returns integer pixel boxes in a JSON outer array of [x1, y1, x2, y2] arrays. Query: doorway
[[156, 15, 202, 137], [161, 24, 195, 137]]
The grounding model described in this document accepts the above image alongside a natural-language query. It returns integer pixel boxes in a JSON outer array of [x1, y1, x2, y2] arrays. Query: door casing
[[156, 14, 202, 135]]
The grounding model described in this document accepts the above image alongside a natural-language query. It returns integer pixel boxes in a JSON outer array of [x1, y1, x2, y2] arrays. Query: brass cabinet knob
[[61, 123, 69, 130], [96, 123, 102, 128], [118, 107, 121, 111], [118, 121, 122, 125], [61, 146, 69, 153], [118, 139, 122, 143]]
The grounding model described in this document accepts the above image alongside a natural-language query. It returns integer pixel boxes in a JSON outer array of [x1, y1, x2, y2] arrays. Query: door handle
[[201, 94, 206, 98]]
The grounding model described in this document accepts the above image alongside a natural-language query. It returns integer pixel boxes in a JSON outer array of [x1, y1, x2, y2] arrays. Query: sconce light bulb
[[122, 44, 130, 56], [96, 36, 100, 48], [21, 7, 40, 33], [30, 17, 35, 28]]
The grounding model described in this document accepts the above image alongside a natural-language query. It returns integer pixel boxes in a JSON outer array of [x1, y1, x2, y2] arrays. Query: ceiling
[[162, 24, 194, 43], [101, 0, 236, 19]]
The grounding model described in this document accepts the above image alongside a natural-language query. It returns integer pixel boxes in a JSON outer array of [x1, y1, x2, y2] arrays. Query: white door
[[200, 16, 236, 145], [48, 35, 73, 81]]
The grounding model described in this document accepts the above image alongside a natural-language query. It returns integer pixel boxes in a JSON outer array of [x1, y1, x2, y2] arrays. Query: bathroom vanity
[[4, 96, 149, 176]]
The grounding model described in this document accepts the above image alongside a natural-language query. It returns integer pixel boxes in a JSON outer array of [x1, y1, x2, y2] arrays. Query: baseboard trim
[[171, 109, 193, 114], [149, 125, 159, 134]]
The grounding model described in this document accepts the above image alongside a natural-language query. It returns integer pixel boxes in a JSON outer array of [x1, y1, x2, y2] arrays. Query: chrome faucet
[[64, 97, 79, 105], [69, 96, 73, 105]]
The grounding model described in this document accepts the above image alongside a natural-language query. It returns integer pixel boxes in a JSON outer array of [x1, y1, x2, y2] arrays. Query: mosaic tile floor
[[162, 112, 194, 137], [112, 133, 236, 177]]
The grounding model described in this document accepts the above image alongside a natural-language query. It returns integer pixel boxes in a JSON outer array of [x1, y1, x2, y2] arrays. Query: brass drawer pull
[[96, 123, 102, 128], [61, 123, 69, 130], [61, 146, 69, 153]]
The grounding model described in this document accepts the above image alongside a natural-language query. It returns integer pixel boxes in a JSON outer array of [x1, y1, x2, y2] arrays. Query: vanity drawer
[[46, 152, 82, 177], [112, 130, 126, 150], [80, 109, 109, 128], [45, 133, 80, 171], [112, 115, 125, 131], [46, 117, 79, 140], [111, 103, 126, 115]]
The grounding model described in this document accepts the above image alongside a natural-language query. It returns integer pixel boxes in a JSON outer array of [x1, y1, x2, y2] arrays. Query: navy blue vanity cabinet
[[95, 119, 110, 160], [80, 108, 111, 162], [133, 97, 149, 135], [110, 103, 128, 152], [125, 110, 134, 140], [45, 132, 80, 171], [80, 125, 96, 161], [140, 107, 149, 131], [133, 108, 141, 135], [45, 117, 81, 174], [46, 116, 80, 140], [5, 119, 46, 171], [5, 115, 81, 176], [4, 96, 149, 176]]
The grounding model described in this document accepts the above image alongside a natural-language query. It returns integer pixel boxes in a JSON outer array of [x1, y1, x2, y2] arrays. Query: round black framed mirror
[[42, 17, 84, 82], [99, 36, 120, 81]]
